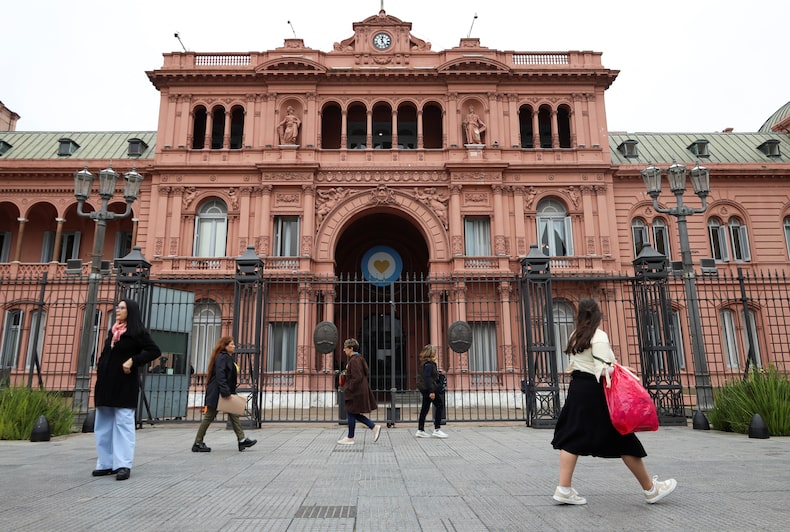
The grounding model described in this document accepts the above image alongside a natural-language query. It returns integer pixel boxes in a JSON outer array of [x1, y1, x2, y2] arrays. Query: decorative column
[[492, 185, 506, 255], [52, 217, 66, 263], [13, 218, 27, 262], [449, 184, 463, 256], [340, 109, 348, 149], [366, 108, 373, 149], [512, 186, 527, 256], [416, 109, 424, 149], [531, 110, 540, 149], [258, 185, 272, 255], [302, 184, 315, 258], [551, 109, 559, 149]]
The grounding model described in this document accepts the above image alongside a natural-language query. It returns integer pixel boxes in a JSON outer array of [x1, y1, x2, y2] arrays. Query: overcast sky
[[2, 0, 786, 134]]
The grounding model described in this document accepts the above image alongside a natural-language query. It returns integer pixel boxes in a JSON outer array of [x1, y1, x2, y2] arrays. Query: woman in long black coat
[[337, 338, 382, 445], [191, 336, 257, 453], [92, 298, 161, 481]]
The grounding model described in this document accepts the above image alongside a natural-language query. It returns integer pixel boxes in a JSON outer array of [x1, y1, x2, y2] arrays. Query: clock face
[[372, 32, 392, 50]]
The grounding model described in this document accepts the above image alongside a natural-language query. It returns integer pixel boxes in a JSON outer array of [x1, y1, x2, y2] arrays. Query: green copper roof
[[609, 132, 788, 165], [0, 131, 156, 160]]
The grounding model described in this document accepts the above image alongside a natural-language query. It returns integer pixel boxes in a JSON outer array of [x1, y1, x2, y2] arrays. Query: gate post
[[115, 246, 153, 428], [233, 246, 264, 428], [519, 244, 559, 428], [632, 244, 686, 425]]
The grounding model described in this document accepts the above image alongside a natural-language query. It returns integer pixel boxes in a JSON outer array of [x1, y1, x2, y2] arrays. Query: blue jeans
[[347, 413, 375, 438], [94, 406, 136, 470]]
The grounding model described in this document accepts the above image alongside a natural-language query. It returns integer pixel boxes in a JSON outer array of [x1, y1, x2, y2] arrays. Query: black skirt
[[551, 371, 646, 459]]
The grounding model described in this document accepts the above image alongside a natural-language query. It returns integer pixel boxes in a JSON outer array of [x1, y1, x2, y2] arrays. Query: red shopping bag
[[603, 364, 659, 435]]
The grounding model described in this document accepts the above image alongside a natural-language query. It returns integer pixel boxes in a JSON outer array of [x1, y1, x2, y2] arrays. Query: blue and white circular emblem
[[361, 245, 403, 286]]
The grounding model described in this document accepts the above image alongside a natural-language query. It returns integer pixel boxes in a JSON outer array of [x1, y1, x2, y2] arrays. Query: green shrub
[[708, 366, 790, 436], [0, 386, 74, 440]]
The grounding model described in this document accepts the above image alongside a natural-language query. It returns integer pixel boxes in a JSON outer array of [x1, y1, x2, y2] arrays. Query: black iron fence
[[2, 264, 789, 426]]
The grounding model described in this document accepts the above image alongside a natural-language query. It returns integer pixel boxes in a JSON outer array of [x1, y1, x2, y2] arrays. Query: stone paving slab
[[0, 423, 788, 531]]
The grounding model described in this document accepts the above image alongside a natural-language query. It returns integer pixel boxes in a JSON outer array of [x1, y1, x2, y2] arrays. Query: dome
[[758, 101, 790, 133]]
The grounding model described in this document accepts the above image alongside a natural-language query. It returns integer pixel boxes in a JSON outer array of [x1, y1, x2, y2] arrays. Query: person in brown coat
[[337, 338, 382, 445]]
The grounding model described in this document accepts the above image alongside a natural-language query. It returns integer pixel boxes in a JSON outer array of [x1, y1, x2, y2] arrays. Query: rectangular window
[[538, 217, 573, 256], [274, 217, 300, 257], [0, 232, 11, 262], [25, 311, 47, 370], [784, 219, 790, 259], [632, 224, 648, 257], [709, 225, 729, 261], [114, 231, 133, 259], [653, 223, 671, 258], [60, 232, 81, 262], [41, 231, 55, 262], [720, 309, 740, 368], [729, 224, 751, 262], [469, 321, 497, 385], [1, 310, 24, 368], [464, 217, 491, 256], [267, 322, 296, 372]]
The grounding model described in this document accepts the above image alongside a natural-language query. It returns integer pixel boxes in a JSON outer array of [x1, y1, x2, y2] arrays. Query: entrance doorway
[[334, 212, 429, 392]]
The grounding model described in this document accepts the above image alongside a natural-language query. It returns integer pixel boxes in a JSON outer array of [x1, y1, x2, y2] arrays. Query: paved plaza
[[1, 423, 787, 531]]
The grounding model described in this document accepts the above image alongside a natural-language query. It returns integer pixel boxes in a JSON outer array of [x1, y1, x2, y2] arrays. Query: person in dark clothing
[[550, 298, 676, 505], [192, 336, 257, 453], [92, 298, 161, 481], [337, 338, 382, 445], [415, 344, 447, 438]]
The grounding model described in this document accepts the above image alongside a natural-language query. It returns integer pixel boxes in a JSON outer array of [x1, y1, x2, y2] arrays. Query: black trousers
[[418, 389, 445, 431]]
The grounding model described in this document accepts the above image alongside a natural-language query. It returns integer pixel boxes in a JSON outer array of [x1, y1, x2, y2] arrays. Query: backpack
[[416, 361, 446, 392]]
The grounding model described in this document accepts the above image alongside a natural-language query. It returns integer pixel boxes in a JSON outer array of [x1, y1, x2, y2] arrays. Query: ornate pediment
[[331, 10, 432, 54], [255, 57, 327, 74], [437, 57, 510, 74]]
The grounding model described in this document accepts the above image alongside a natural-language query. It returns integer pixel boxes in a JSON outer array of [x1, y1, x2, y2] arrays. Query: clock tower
[[331, 9, 432, 55]]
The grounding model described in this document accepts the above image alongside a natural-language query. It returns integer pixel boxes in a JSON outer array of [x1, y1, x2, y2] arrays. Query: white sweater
[[565, 328, 616, 383]]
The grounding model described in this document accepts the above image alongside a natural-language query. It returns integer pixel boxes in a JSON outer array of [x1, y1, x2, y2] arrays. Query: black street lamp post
[[641, 161, 713, 411], [72, 165, 144, 423]]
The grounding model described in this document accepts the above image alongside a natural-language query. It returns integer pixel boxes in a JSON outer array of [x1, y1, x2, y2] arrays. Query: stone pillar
[[52, 217, 66, 263], [13, 217, 27, 262]]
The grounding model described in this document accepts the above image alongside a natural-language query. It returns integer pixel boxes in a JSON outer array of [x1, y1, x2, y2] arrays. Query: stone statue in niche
[[463, 105, 486, 145], [278, 105, 301, 145]]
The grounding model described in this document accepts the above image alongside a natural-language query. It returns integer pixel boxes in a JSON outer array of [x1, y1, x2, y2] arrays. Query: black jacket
[[420, 360, 440, 393], [204, 351, 238, 410], [94, 329, 161, 409]]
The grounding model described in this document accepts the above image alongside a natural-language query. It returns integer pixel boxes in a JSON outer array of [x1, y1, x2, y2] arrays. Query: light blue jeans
[[94, 406, 136, 470]]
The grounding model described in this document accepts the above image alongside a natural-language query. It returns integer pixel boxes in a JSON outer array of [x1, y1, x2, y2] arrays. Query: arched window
[[557, 105, 571, 148], [631, 218, 649, 257], [1, 309, 23, 369], [537, 199, 573, 256], [210, 106, 225, 149], [652, 219, 671, 257], [25, 310, 46, 370], [192, 106, 207, 149], [193, 199, 227, 258], [320, 103, 342, 149], [784, 216, 790, 259], [347, 103, 367, 149], [708, 218, 728, 261], [728, 217, 751, 262], [229, 105, 244, 149], [538, 105, 552, 148], [720, 307, 761, 369], [422, 103, 443, 149], [519, 104, 534, 148], [190, 300, 222, 373], [396, 103, 417, 149]]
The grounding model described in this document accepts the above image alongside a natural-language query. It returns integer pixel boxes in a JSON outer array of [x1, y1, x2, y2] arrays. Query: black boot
[[238, 438, 257, 451]]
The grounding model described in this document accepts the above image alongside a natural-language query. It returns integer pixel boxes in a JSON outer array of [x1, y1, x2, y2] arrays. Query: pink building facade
[[1, 10, 789, 422]]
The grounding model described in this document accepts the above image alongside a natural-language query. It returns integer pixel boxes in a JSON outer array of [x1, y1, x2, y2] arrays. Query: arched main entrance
[[334, 211, 430, 392]]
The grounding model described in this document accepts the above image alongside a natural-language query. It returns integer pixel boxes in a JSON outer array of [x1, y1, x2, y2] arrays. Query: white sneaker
[[552, 486, 587, 505], [432, 429, 448, 439], [415, 430, 431, 438], [336, 437, 354, 445], [644, 476, 677, 504]]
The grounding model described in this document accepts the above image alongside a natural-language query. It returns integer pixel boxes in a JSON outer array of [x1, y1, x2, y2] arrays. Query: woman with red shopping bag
[[550, 298, 677, 505]]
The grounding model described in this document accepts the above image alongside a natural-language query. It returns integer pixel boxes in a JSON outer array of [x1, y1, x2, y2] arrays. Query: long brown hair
[[565, 298, 603, 355], [206, 336, 234, 383]]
